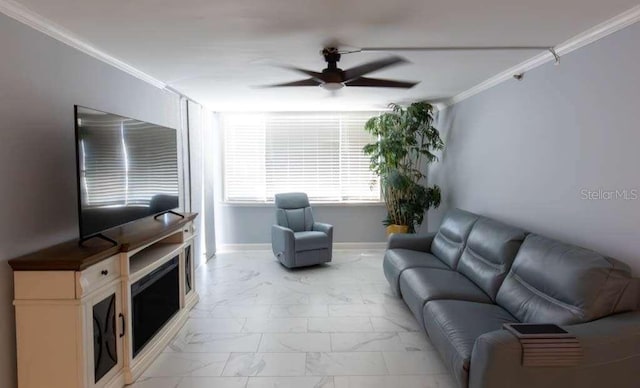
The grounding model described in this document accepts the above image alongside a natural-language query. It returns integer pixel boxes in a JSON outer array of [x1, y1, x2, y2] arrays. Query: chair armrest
[[271, 225, 295, 266], [313, 222, 333, 258], [312, 222, 333, 236], [386, 232, 436, 252], [469, 311, 640, 388]]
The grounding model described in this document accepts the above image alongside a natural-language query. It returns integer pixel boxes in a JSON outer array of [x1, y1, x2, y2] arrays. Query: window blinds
[[80, 116, 179, 207], [124, 121, 179, 205], [80, 118, 127, 206], [223, 111, 380, 203]]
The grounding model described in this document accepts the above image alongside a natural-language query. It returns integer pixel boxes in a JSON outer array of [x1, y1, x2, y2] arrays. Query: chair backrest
[[274, 192, 314, 232]]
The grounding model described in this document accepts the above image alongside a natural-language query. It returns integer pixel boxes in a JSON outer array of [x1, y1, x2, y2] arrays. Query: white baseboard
[[334, 242, 387, 250], [217, 242, 386, 252]]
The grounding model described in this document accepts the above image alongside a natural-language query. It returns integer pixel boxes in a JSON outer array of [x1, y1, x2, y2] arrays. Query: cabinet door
[[88, 285, 124, 387], [184, 244, 193, 295]]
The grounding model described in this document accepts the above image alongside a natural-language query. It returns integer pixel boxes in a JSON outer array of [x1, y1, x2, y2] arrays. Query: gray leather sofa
[[271, 192, 333, 268], [383, 208, 640, 388]]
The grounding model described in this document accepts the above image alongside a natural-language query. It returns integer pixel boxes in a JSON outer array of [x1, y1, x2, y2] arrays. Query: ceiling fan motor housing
[[321, 47, 344, 83], [322, 47, 341, 68]]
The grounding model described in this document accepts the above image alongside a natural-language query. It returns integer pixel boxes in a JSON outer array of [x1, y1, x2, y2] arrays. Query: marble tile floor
[[130, 249, 455, 388]]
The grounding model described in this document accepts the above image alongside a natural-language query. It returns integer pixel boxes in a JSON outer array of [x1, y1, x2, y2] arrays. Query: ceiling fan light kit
[[321, 82, 344, 91]]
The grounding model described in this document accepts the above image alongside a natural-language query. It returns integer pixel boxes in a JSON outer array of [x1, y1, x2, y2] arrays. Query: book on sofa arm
[[503, 323, 571, 338], [503, 323, 583, 367]]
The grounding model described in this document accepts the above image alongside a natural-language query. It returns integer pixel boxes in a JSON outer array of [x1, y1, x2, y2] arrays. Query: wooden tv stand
[[8, 213, 199, 388]]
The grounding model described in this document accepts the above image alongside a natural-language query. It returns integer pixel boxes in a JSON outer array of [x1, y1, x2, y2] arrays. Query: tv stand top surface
[[8, 213, 197, 271]]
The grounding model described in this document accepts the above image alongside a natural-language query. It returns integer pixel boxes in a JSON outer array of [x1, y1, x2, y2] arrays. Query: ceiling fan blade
[[256, 78, 322, 88], [345, 77, 418, 88], [275, 65, 325, 81], [343, 56, 408, 82]]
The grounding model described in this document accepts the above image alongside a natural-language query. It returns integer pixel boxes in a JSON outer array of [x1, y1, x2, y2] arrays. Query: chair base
[[276, 248, 332, 269]]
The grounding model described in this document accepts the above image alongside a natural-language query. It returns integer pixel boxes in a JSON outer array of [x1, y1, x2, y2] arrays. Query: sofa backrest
[[457, 217, 527, 301], [616, 277, 640, 311], [275, 192, 314, 232], [431, 208, 479, 269], [496, 234, 638, 325]]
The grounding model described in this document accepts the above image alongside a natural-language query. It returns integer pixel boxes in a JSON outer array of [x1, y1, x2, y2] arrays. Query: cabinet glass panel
[[93, 293, 118, 383], [185, 245, 192, 294]]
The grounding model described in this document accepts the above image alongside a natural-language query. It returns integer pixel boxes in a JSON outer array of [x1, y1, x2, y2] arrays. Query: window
[[223, 112, 380, 203]]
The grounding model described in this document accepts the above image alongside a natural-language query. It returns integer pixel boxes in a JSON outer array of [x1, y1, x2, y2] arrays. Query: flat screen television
[[74, 106, 180, 239]]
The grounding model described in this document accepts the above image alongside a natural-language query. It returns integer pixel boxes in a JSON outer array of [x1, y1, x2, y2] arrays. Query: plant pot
[[386, 224, 409, 236]]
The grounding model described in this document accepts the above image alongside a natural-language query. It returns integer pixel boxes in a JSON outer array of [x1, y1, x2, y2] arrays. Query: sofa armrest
[[469, 311, 640, 388], [386, 232, 436, 252], [271, 225, 295, 267]]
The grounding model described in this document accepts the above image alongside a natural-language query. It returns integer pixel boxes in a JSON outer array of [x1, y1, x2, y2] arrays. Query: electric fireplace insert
[[131, 256, 180, 357]]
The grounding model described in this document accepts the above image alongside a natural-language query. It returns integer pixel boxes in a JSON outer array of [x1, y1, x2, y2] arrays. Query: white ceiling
[[12, 0, 640, 110]]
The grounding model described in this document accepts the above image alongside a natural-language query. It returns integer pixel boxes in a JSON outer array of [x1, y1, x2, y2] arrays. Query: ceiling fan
[[258, 44, 558, 91], [259, 47, 418, 90]]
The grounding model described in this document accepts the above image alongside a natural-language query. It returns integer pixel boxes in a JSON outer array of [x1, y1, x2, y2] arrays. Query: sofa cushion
[[294, 231, 329, 252], [431, 209, 479, 269], [496, 234, 636, 325], [423, 300, 518, 388], [456, 217, 527, 301], [383, 249, 450, 295], [399, 268, 492, 328]]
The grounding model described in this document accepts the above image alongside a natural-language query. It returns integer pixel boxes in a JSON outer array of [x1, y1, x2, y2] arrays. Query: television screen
[[75, 106, 180, 238]]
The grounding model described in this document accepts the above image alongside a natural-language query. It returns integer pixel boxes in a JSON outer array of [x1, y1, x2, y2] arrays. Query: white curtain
[[202, 110, 216, 260], [186, 101, 206, 267]]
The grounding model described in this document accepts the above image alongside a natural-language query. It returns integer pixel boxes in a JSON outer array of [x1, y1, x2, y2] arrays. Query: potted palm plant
[[363, 101, 443, 234]]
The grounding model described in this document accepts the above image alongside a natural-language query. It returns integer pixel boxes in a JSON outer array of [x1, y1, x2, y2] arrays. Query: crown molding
[[444, 5, 640, 107], [0, 0, 167, 90], [4, 0, 638, 107]]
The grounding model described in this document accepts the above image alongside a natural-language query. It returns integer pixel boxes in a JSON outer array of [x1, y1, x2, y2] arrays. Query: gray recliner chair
[[271, 192, 333, 268]]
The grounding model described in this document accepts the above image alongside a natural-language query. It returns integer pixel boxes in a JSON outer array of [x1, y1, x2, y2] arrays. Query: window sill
[[221, 201, 386, 207]]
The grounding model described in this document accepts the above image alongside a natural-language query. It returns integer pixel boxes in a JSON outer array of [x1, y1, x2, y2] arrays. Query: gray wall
[[0, 14, 182, 387], [430, 22, 640, 274], [215, 204, 388, 245]]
